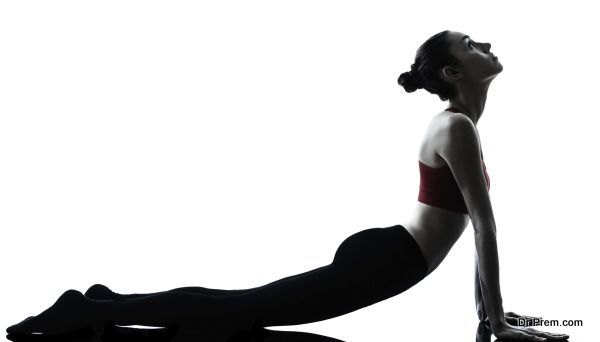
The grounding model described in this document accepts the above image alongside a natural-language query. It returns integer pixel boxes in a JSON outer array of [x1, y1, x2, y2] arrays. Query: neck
[[447, 80, 492, 125]]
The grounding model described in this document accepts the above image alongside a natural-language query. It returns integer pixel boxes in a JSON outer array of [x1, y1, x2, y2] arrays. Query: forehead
[[447, 31, 470, 55], [448, 31, 470, 46]]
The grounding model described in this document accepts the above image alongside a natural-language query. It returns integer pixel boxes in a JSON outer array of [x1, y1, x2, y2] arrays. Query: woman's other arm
[[437, 115, 506, 332], [439, 115, 569, 341]]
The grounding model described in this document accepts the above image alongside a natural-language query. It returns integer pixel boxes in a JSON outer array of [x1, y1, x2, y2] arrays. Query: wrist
[[489, 318, 507, 333], [476, 302, 487, 321], [477, 310, 487, 322]]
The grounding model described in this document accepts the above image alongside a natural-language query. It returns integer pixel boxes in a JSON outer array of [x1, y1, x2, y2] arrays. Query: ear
[[441, 65, 462, 82]]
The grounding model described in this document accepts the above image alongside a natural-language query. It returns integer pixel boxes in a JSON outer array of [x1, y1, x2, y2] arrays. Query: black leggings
[[106, 224, 429, 330]]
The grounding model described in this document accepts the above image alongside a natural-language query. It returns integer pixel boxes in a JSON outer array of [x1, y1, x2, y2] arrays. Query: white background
[[1, 1, 597, 341]]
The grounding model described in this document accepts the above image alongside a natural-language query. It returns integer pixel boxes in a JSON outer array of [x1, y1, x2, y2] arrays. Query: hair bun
[[398, 70, 421, 93]]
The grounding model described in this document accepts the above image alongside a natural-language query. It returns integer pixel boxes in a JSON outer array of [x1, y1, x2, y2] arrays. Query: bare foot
[[6, 289, 106, 335]]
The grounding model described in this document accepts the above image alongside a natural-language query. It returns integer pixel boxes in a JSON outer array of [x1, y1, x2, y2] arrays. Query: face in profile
[[443, 31, 503, 84]]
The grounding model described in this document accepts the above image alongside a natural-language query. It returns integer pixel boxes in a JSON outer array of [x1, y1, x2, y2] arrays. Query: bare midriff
[[401, 202, 471, 276]]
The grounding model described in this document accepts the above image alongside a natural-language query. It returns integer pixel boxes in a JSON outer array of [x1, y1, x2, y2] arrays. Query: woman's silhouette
[[6, 30, 570, 342]]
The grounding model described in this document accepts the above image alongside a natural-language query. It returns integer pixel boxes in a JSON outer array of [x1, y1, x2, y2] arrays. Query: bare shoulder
[[429, 111, 474, 134], [425, 112, 478, 159], [436, 112, 479, 151], [439, 111, 475, 131]]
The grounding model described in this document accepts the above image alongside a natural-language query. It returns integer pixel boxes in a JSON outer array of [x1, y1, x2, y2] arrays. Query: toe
[[6, 316, 35, 334]]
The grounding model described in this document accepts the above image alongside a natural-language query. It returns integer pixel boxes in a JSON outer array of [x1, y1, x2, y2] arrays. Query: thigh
[[224, 225, 427, 327]]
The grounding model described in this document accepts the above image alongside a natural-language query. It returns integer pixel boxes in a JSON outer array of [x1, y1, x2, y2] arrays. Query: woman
[[7, 30, 569, 342]]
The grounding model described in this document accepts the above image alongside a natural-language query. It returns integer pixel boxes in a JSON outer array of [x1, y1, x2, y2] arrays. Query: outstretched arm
[[438, 115, 506, 330], [441, 116, 568, 341]]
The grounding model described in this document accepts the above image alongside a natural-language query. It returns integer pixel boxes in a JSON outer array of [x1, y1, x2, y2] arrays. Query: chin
[[495, 59, 503, 71], [490, 63, 503, 76]]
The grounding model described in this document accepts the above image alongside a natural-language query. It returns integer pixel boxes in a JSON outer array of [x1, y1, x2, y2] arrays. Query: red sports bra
[[417, 107, 490, 214]]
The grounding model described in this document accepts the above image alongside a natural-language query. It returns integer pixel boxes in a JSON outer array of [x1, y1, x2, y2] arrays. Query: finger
[[523, 327, 540, 333], [526, 328, 569, 340], [524, 326, 566, 336], [537, 332, 570, 340], [508, 330, 543, 341], [520, 331, 547, 341], [535, 334, 568, 341]]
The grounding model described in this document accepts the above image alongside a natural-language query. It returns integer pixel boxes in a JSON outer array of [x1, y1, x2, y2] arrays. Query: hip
[[332, 223, 429, 283]]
